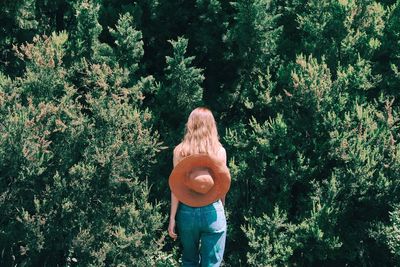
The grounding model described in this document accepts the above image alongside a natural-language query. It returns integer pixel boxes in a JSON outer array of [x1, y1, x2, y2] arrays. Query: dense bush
[[1, 0, 399, 266]]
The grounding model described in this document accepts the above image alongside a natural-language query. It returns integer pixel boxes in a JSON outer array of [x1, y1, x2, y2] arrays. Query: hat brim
[[169, 154, 231, 207]]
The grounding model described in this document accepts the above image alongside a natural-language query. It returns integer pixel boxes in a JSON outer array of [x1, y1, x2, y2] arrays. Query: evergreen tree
[[0, 0, 400, 265], [224, 0, 282, 120], [155, 36, 204, 139], [0, 4, 175, 266]]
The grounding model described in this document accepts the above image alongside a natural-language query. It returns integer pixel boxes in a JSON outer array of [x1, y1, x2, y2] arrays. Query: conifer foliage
[[0, 1, 174, 266], [1, 0, 400, 266]]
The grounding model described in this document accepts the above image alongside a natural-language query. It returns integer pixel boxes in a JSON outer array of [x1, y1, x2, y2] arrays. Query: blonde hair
[[179, 107, 221, 157]]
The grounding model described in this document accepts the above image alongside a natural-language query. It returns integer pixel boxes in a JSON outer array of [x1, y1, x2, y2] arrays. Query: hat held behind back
[[169, 154, 231, 207]]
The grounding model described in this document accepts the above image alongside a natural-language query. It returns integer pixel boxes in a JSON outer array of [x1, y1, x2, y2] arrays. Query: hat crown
[[187, 168, 214, 194]]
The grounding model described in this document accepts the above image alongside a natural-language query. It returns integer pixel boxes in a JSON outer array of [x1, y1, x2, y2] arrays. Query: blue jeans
[[176, 200, 227, 267]]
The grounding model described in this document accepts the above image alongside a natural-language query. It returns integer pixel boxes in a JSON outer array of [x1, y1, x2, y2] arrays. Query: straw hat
[[169, 154, 231, 207]]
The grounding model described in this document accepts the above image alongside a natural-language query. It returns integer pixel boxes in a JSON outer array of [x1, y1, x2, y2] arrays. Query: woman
[[168, 107, 230, 267]]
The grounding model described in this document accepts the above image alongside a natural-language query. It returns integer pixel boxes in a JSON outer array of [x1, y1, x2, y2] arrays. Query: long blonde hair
[[179, 107, 221, 157]]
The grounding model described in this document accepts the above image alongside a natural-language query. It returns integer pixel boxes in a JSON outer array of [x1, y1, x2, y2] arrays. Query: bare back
[[173, 143, 227, 168]]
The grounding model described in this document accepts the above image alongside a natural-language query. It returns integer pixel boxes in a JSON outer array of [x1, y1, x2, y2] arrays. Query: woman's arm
[[168, 192, 179, 240], [168, 145, 181, 240]]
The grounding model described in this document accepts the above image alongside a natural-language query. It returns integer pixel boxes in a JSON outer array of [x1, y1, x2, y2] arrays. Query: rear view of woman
[[168, 107, 231, 267]]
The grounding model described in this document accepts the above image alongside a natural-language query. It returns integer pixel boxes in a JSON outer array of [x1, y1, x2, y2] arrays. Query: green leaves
[[1, 0, 400, 266], [387, 206, 400, 259], [0, 6, 167, 266], [225, 0, 282, 116], [164, 37, 204, 115], [109, 13, 144, 75], [243, 207, 298, 267], [12, 33, 69, 104]]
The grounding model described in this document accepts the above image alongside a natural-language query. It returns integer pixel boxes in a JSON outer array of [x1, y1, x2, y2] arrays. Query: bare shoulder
[[173, 143, 183, 167], [173, 143, 182, 155], [217, 145, 227, 165]]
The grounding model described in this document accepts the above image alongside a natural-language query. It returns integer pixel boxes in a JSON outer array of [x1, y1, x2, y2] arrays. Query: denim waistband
[[179, 199, 223, 212]]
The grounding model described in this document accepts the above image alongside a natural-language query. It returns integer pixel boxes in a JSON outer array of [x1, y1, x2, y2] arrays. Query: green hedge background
[[1, 0, 400, 266]]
